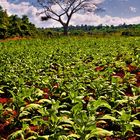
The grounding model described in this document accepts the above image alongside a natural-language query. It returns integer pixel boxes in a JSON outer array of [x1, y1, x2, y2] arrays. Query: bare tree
[[37, 0, 104, 35]]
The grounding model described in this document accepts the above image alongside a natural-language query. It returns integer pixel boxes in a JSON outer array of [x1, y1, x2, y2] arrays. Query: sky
[[0, 0, 140, 27]]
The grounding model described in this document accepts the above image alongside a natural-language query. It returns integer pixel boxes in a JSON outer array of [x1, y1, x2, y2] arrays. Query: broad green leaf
[[61, 116, 74, 125], [59, 104, 68, 109], [88, 99, 111, 111], [85, 128, 113, 140], [115, 99, 128, 104], [38, 99, 52, 104], [37, 135, 49, 140], [125, 124, 133, 133], [95, 128, 113, 135], [67, 134, 80, 139], [100, 114, 117, 121], [71, 102, 83, 115], [0, 90, 4, 94], [35, 89, 44, 97], [130, 120, 140, 127], [60, 110, 71, 115], [25, 104, 42, 111], [58, 135, 67, 140], [21, 119, 31, 122], [120, 110, 131, 122], [124, 95, 139, 100], [50, 114, 59, 124], [0, 103, 3, 111], [96, 120, 107, 124], [22, 123, 29, 131], [19, 111, 30, 118], [61, 92, 67, 97], [132, 112, 140, 118], [8, 130, 24, 140], [27, 136, 37, 140]]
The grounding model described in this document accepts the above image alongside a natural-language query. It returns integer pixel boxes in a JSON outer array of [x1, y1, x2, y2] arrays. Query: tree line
[[44, 23, 140, 37], [0, 6, 37, 39], [0, 3, 140, 39], [36, 0, 140, 36]]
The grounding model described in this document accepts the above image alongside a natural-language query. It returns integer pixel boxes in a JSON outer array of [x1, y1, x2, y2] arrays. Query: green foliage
[[0, 7, 37, 39], [0, 36, 140, 139], [0, 8, 9, 38]]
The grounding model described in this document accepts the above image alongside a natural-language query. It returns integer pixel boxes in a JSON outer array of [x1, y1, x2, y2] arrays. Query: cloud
[[0, 0, 140, 28], [92, 0, 105, 4], [0, 0, 56, 27], [71, 13, 140, 26], [129, 6, 137, 13], [119, 0, 128, 2]]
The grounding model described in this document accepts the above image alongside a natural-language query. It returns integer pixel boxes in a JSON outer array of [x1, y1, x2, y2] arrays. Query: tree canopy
[[0, 6, 37, 39]]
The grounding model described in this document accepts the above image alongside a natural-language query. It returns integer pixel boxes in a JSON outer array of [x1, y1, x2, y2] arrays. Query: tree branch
[[37, 0, 104, 35]]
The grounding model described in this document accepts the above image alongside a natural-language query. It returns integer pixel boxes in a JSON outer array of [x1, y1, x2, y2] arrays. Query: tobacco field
[[0, 36, 140, 140]]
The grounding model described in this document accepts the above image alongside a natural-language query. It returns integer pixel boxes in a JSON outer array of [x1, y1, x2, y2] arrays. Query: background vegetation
[[0, 5, 140, 39], [0, 6, 38, 39]]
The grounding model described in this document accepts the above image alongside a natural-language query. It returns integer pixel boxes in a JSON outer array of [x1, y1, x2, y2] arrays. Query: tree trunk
[[63, 25, 68, 36]]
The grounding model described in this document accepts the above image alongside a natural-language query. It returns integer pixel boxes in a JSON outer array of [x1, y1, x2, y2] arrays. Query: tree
[[0, 7, 9, 38], [8, 15, 23, 36], [0, 5, 37, 39], [37, 0, 103, 35], [22, 15, 29, 24]]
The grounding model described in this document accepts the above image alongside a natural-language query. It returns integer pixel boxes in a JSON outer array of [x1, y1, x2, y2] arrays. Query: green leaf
[[96, 120, 107, 124], [27, 136, 37, 140], [80, 110, 88, 122], [67, 134, 80, 139], [8, 130, 24, 140], [38, 99, 52, 104], [124, 95, 139, 100], [61, 116, 74, 125], [85, 128, 113, 140], [37, 135, 49, 140], [60, 92, 67, 97], [60, 110, 71, 115], [88, 99, 111, 112], [21, 119, 31, 123], [34, 89, 44, 97], [100, 114, 117, 121], [19, 111, 30, 118], [0, 90, 4, 94], [132, 112, 140, 118], [120, 110, 131, 122], [25, 104, 42, 111], [125, 124, 133, 133], [115, 99, 128, 104], [22, 123, 29, 131], [130, 120, 140, 127], [71, 102, 83, 115], [0, 103, 3, 111], [50, 114, 59, 124], [58, 135, 67, 140]]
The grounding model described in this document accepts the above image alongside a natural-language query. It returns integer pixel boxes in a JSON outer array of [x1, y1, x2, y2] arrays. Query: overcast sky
[[0, 0, 140, 27]]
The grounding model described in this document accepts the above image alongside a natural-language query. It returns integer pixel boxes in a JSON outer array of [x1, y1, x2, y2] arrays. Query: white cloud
[[0, 0, 46, 26], [119, 0, 128, 2], [71, 13, 140, 26], [129, 6, 137, 13], [0, 0, 140, 28], [92, 0, 105, 4]]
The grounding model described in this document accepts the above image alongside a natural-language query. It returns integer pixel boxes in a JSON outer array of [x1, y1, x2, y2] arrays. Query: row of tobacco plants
[[0, 36, 140, 140]]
